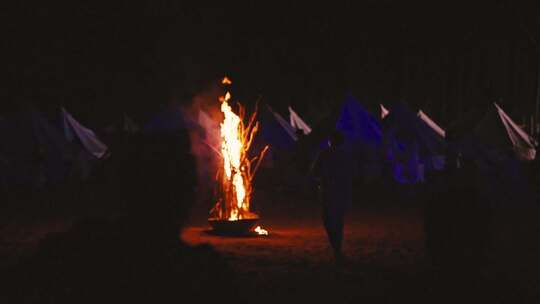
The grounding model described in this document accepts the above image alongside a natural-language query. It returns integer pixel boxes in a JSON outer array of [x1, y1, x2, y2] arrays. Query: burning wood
[[209, 77, 269, 235]]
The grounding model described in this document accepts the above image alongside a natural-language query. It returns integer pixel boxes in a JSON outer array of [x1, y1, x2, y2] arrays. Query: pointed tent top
[[418, 110, 445, 138], [380, 104, 390, 119], [336, 94, 382, 144], [493, 103, 536, 160], [288, 106, 312, 135], [465, 103, 537, 161], [1, 108, 80, 185], [383, 102, 446, 156], [253, 104, 298, 152], [266, 104, 298, 142], [62, 107, 109, 159]]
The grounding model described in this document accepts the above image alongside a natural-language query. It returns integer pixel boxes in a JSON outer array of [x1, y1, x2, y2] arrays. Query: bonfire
[[209, 77, 269, 235]]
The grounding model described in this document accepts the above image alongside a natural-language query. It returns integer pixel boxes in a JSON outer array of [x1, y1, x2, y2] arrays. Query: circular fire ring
[[208, 217, 259, 236]]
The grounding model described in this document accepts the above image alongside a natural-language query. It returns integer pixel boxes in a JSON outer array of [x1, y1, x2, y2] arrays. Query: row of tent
[[206, 94, 537, 185], [3, 94, 535, 188], [146, 94, 536, 185], [350, 97, 535, 183]]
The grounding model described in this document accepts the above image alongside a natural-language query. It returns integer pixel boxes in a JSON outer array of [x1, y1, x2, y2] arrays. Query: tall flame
[[210, 77, 269, 222], [220, 93, 246, 220]]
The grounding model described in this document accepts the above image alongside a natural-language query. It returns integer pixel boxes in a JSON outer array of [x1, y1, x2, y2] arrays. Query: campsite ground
[[183, 197, 429, 303], [2, 185, 540, 302]]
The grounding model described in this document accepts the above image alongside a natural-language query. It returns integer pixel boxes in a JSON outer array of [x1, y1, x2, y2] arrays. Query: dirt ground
[[2, 186, 540, 303], [183, 202, 429, 303]]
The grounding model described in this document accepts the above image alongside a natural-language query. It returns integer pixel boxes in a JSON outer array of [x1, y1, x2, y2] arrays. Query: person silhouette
[[312, 130, 354, 263]]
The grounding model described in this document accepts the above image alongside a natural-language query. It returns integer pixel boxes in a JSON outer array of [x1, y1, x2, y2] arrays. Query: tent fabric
[[418, 110, 445, 138], [257, 105, 298, 151], [494, 103, 536, 160], [383, 103, 446, 157], [268, 106, 298, 142], [471, 103, 536, 161], [0, 109, 78, 186], [382, 103, 446, 184], [335, 94, 383, 180], [288, 106, 312, 135], [380, 104, 390, 119], [336, 94, 382, 146], [62, 108, 108, 159]]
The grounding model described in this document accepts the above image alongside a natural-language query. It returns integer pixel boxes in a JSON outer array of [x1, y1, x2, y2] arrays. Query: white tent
[[418, 110, 445, 138], [470, 103, 536, 161], [62, 108, 108, 159], [493, 103, 536, 160], [380, 104, 389, 119], [382, 103, 447, 183], [0, 109, 84, 186], [267, 105, 298, 142], [288, 106, 312, 135]]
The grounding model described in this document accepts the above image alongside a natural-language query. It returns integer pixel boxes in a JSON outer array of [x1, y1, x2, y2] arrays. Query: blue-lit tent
[[336, 94, 382, 151], [334, 94, 384, 180], [251, 105, 298, 168], [382, 102, 446, 184], [258, 105, 297, 151]]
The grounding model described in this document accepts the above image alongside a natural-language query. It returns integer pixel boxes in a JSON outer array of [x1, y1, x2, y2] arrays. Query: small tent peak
[[494, 103, 537, 157], [288, 106, 312, 135], [380, 104, 390, 119], [265, 104, 298, 142], [62, 108, 108, 159]]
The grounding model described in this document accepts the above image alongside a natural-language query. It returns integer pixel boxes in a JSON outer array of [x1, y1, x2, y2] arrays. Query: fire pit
[[208, 217, 259, 235], [207, 76, 269, 236]]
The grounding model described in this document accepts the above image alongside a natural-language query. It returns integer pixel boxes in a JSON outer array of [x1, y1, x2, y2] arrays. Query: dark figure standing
[[312, 130, 354, 262]]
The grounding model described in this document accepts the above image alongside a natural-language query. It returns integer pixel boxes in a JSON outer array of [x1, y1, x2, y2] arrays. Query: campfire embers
[[208, 77, 269, 236]]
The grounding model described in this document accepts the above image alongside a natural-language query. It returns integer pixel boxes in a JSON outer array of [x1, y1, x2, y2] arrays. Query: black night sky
[[5, 1, 540, 127]]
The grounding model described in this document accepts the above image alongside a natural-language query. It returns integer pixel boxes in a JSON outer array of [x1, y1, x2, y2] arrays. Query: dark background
[[4, 1, 540, 128]]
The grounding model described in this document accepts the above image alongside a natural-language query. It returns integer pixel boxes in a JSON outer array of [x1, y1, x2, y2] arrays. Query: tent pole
[[535, 60, 540, 139]]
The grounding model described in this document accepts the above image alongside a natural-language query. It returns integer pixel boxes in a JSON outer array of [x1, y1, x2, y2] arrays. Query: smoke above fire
[[181, 80, 226, 207]]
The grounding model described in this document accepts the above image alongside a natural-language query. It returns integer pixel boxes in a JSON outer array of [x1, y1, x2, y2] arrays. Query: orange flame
[[222, 76, 232, 85], [210, 77, 269, 222], [254, 226, 268, 236]]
